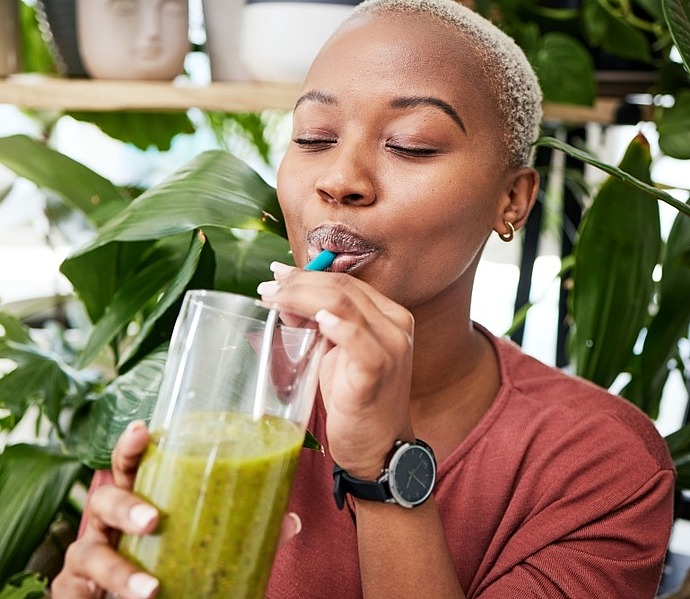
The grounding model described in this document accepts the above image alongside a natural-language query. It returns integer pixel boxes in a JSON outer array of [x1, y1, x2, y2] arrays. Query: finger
[[51, 569, 100, 599], [268, 262, 414, 332], [83, 485, 158, 540], [60, 539, 159, 599], [278, 512, 302, 548], [112, 420, 150, 489]]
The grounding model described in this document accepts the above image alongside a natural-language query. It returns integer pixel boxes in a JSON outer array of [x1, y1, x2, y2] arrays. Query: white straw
[[252, 307, 279, 420]]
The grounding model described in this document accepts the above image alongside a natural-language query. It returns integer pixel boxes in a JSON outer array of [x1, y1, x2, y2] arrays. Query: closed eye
[[386, 144, 438, 157], [293, 137, 337, 150]]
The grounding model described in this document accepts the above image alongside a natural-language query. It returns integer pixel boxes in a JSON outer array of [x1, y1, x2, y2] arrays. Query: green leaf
[[535, 136, 690, 217], [622, 201, 690, 416], [0, 445, 81, 583], [658, 89, 690, 159], [663, 0, 690, 73], [209, 229, 292, 297], [569, 133, 661, 388], [670, 423, 690, 489], [0, 135, 130, 226], [303, 430, 323, 454], [68, 350, 167, 470], [116, 230, 213, 369], [582, 0, 652, 62], [0, 319, 95, 434], [67, 111, 195, 152], [69, 150, 286, 257], [530, 33, 596, 105], [634, 0, 665, 21], [75, 237, 198, 369], [0, 571, 47, 599], [60, 241, 153, 324]]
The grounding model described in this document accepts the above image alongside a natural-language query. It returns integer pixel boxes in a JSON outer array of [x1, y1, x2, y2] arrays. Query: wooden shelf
[[0, 75, 302, 112], [0, 74, 631, 124]]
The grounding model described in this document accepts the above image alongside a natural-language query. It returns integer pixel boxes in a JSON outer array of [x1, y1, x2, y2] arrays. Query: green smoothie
[[118, 412, 303, 599]]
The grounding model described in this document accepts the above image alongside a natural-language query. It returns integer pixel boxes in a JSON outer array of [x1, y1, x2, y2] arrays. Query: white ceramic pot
[[76, 0, 190, 80], [0, 0, 20, 77], [202, 0, 249, 81], [238, 0, 360, 83]]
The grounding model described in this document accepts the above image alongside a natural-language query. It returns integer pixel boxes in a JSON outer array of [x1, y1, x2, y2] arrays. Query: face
[[277, 13, 517, 309], [79, 0, 188, 79]]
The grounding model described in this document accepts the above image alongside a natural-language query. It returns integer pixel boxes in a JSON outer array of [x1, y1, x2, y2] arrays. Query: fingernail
[[129, 504, 157, 530], [257, 280, 280, 297], [287, 512, 302, 535], [128, 572, 159, 599], [270, 261, 294, 276], [125, 420, 146, 436], [315, 309, 339, 328]]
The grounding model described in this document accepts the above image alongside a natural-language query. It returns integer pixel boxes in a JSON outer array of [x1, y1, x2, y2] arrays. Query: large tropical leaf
[[569, 133, 661, 388], [663, 0, 690, 73], [116, 230, 216, 371], [60, 240, 154, 324], [0, 445, 82, 584], [0, 135, 129, 226], [535, 137, 690, 217], [74, 231, 211, 369], [622, 201, 690, 417], [68, 150, 286, 257], [68, 350, 167, 470]]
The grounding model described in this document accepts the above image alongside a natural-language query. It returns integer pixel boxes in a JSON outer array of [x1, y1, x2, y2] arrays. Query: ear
[[492, 167, 540, 236]]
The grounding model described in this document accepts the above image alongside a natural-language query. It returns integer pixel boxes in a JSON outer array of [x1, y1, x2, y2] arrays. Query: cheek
[[277, 161, 308, 257]]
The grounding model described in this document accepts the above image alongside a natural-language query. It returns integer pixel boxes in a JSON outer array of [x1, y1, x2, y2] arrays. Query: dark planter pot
[[35, 0, 88, 78], [0, 0, 21, 77]]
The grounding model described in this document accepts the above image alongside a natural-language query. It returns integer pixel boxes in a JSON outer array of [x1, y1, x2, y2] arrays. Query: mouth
[[306, 224, 380, 274]]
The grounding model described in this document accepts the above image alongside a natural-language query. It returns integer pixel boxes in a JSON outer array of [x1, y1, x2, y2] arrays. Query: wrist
[[333, 438, 437, 510]]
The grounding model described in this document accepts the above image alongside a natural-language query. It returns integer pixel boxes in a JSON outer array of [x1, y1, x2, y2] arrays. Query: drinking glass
[[116, 289, 325, 599]]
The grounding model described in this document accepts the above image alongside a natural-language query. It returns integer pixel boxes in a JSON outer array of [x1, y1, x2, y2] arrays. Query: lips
[[306, 224, 380, 273]]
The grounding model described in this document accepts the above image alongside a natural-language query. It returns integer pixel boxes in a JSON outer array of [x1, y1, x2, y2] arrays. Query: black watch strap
[[333, 464, 391, 510]]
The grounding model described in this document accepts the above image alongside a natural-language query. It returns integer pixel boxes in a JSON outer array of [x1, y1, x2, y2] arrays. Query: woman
[[53, 0, 675, 597]]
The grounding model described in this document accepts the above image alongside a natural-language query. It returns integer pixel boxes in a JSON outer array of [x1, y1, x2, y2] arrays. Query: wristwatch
[[332, 439, 437, 510]]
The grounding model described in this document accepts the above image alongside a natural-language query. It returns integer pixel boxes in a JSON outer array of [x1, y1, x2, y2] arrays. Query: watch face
[[389, 443, 436, 508]]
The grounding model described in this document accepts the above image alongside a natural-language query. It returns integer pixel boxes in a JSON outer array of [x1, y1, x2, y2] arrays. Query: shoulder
[[483, 328, 675, 475]]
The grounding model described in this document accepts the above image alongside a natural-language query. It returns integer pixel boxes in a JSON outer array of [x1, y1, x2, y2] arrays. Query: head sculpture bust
[[77, 0, 189, 80]]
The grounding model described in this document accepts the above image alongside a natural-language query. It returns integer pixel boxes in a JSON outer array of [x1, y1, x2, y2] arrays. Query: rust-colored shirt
[[266, 329, 675, 598]]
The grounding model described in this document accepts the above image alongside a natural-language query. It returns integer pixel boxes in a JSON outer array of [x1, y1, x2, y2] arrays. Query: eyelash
[[293, 138, 437, 157], [386, 144, 438, 157]]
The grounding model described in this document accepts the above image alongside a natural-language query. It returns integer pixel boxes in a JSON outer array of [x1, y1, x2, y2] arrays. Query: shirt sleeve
[[474, 468, 675, 599]]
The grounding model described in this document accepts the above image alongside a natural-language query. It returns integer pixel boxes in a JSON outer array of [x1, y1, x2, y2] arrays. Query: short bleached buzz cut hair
[[347, 0, 543, 168]]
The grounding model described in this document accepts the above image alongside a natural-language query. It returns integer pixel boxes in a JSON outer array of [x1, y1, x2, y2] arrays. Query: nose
[[314, 145, 376, 207]]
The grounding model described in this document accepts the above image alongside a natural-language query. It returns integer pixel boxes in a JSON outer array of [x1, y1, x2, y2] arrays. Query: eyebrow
[[294, 90, 337, 109], [390, 96, 467, 134], [294, 91, 467, 134]]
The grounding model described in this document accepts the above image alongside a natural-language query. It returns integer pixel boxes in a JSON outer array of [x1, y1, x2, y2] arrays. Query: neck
[[406, 272, 501, 456]]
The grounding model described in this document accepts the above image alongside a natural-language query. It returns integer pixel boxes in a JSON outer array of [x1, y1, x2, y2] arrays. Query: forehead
[[302, 12, 501, 133]]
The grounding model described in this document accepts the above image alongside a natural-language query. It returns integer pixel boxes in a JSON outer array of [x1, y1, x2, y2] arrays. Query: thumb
[[278, 512, 302, 548]]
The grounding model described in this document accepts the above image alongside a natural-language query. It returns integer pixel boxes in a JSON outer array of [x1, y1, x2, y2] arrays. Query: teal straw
[[304, 250, 337, 271]]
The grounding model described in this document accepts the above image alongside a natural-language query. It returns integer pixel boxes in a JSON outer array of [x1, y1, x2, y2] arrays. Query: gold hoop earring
[[498, 221, 515, 242]]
